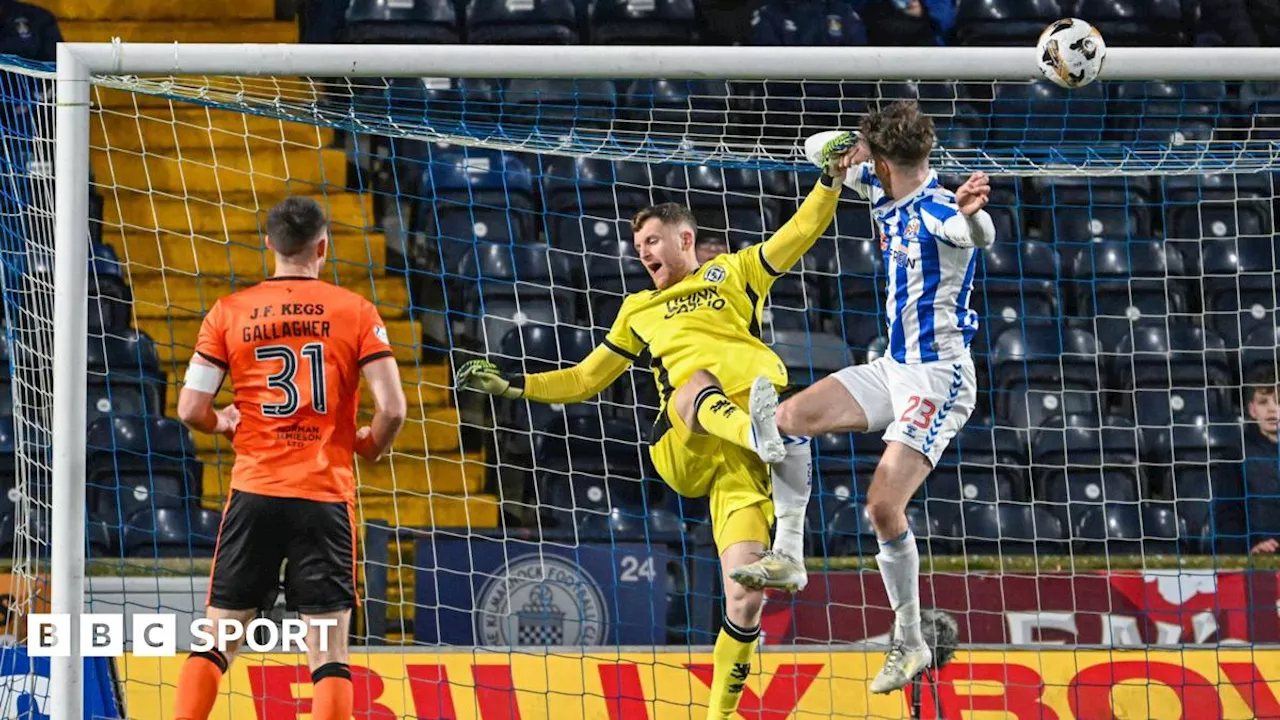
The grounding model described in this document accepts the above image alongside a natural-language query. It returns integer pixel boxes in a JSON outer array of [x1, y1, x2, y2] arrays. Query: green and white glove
[[455, 359, 524, 399], [804, 130, 859, 174]]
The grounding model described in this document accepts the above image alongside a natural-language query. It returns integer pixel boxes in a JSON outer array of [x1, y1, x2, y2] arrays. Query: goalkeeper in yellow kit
[[456, 142, 851, 720]]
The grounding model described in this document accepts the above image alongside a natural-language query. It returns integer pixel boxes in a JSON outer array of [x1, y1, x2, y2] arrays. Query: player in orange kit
[[172, 197, 407, 720]]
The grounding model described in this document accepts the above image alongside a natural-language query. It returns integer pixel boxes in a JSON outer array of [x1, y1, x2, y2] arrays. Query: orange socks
[[173, 650, 227, 720], [311, 663, 354, 720]]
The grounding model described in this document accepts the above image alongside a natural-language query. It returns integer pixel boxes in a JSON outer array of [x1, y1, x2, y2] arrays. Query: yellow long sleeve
[[760, 178, 843, 275], [518, 344, 632, 404]]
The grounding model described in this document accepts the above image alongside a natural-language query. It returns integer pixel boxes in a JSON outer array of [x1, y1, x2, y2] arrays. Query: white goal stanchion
[[22, 41, 1280, 720]]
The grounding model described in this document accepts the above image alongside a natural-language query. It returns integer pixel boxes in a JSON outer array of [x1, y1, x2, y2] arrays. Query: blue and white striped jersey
[[845, 162, 982, 365]]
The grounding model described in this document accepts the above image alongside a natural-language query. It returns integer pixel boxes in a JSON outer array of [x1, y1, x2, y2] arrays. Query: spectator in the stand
[[695, 235, 729, 264], [1219, 367, 1280, 554], [0, 0, 62, 62], [853, 0, 954, 47], [1199, 0, 1280, 46], [750, 0, 869, 46]]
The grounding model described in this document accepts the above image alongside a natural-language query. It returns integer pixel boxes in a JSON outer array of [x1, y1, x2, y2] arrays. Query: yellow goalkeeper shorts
[[648, 391, 773, 554]]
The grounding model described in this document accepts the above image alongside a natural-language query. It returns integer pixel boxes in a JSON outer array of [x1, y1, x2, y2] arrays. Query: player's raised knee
[[723, 581, 764, 626]]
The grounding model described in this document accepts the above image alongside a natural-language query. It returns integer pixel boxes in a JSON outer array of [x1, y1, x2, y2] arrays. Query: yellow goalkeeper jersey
[[602, 244, 788, 408]]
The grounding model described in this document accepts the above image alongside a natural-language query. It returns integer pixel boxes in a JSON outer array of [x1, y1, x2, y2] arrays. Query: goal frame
[[48, 41, 1280, 720]]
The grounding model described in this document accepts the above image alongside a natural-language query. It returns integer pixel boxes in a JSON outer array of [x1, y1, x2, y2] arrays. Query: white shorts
[[831, 356, 978, 466]]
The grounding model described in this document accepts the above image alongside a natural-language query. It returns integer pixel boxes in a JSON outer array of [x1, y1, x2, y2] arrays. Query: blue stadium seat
[[1198, 236, 1280, 349], [342, 0, 460, 43], [764, 273, 823, 331], [584, 238, 651, 326], [467, 0, 578, 44], [1145, 423, 1242, 545], [1073, 502, 1181, 555], [623, 80, 733, 146], [1164, 175, 1273, 247], [86, 416, 201, 530], [123, 506, 220, 558], [832, 239, 886, 350], [987, 80, 1106, 147], [988, 323, 1100, 427], [88, 261, 133, 334], [455, 243, 578, 350], [1033, 176, 1153, 247], [1107, 81, 1225, 144], [534, 415, 651, 482], [659, 166, 787, 252], [970, 240, 1059, 349], [769, 330, 852, 388], [1074, 0, 1189, 46], [1070, 239, 1186, 349], [1111, 324, 1232, 420], [956, 503, 1065, 555], [86, 331, 164, 426], [420, 149, 537, 269], [590, 0, 697, 45], [812, 431, 881, 501], [536, 472, 647, 533], [1032, 414, 1143, 529], [541, 157, 652, 217], [494, 324, 599, 455], [1241, 325, 1280, 382], [503, 78, 617, 130], [1237, 81, 1280, 140], [953, 0, 1067, 46], [825, 500, 934, 557], [928, 425, 1029, 535]]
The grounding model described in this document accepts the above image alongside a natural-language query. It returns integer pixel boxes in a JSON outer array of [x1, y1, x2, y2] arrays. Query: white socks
[[877, 530, 923, 649], [770, 436, 811, 561]]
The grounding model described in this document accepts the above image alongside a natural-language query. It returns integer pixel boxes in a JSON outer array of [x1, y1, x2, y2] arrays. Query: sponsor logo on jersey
[[475, 554, 606, 646], [373, 325, 389, 344], [664, 287, 726, 318], [703, 265, 727, 283]]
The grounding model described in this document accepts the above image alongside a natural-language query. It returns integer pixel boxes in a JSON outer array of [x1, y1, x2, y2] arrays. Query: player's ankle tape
[[312, 662, 352, 683], [693, 386, 725, 414], [190, 649, 228, 674], [721, 617, 760, 643]]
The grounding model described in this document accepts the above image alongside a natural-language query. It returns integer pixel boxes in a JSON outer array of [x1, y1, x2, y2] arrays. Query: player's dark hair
[[860, 99, 936, 167], [631, 202, 697, 235], [266, 196, 328, 258], [1248, 366, 1278, 401]]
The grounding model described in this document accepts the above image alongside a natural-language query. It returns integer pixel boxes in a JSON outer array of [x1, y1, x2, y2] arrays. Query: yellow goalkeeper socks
[[706, 617, 759, 720], [693, 386, 754, 451]]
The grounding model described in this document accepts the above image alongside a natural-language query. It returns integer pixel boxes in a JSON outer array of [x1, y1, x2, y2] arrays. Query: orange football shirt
[[194, 276, 394, 503]]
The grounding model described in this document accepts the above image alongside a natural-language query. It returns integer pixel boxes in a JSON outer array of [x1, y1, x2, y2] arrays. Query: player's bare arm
[[356, 356, 408, 462], [177, 354, 240, 440]]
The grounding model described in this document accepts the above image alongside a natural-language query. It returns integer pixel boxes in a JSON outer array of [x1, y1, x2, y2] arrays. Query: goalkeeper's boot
[[729, 550, 808, 593], [748, 375, 786, 465], [869, 640, 932, 695]]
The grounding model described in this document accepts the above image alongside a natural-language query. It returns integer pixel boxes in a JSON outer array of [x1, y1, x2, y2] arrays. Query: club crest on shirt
[[703, 265, 727, 283], [904, 217, 921, 239], [373, 325, 388, 344]]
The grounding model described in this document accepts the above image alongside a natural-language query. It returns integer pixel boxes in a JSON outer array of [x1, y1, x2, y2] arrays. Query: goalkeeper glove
[[455, 359, 524, 399], [804, 130, 860, 175]]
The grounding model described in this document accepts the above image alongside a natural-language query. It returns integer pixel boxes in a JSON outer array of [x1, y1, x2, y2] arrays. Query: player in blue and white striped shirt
[[733, 101, 994, 694]]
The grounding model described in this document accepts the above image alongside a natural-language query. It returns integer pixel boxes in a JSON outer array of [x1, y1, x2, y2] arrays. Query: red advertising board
[[761, 569, 1277, 646]]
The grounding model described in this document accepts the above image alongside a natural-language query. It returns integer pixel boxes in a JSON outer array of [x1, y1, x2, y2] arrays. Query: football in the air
[[1036, 18, 1107, 89]]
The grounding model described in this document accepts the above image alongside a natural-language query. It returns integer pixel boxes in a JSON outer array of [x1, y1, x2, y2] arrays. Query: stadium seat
[[987, 80, 1106, 147], [494, 324, 599, 455], [956, 503, 1065, 555], [584, 238, 652, 325], [1164, 175, 1272, 252], [769, 330, 852, 388], [123, 506, 220, 558], [623, 80, 733, 146], [590, 0, 698, 45], [466, 0, 578, 44], [503, 78, 617, 130], [1107, 81, 1226, 144], [988, 322, 1100, 427], [763, 273, 823, 331], [659, 166, 787, 252], [1198, 236, 1280, 349], [419, 149, 537, 270], [1033, 176, 1153, 246], [952, 0, 1067, 46], [832, 238, 886, 350], [1237, 81, 1280, 140], [1070, 239, 1186, 349], [86, 331, 165, 425], [1145, 423, 1243, 544], [536, 472, 646, 533], [1072, 502, 1181, 555], [1110, 324, 1232, 422], [1031, 414, 1143, 529], [455, 243, 578, 349], [88, 261, 133, 334], [1074, 0, 1189, 46], [929, 425, 1029, 535], [970, 240, 1059, 349], [1241, 325, 1280, 382], [540, 157, 652, 254], [342, 0, 460, 43], [85, 415, 202, 529], [826, 500, 934, 557], [813, 431, 880, 500]]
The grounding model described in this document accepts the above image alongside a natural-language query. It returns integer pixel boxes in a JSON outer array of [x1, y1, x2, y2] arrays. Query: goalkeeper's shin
[[706, 618, 759, 720]]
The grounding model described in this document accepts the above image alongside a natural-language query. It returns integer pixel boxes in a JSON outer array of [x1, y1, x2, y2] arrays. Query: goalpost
[[20, 40, 1280, 720]]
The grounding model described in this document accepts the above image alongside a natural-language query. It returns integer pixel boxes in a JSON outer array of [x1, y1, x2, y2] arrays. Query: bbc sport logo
[[24, 614, 336, 657]]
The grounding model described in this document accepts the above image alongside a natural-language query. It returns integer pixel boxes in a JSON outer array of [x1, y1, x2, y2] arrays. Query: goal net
[[11, 44, 1280, 718]]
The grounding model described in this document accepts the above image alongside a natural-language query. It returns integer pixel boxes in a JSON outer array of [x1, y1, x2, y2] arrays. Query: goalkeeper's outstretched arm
[[755, 132, 856, 276], [455, 345, 632, 405]]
